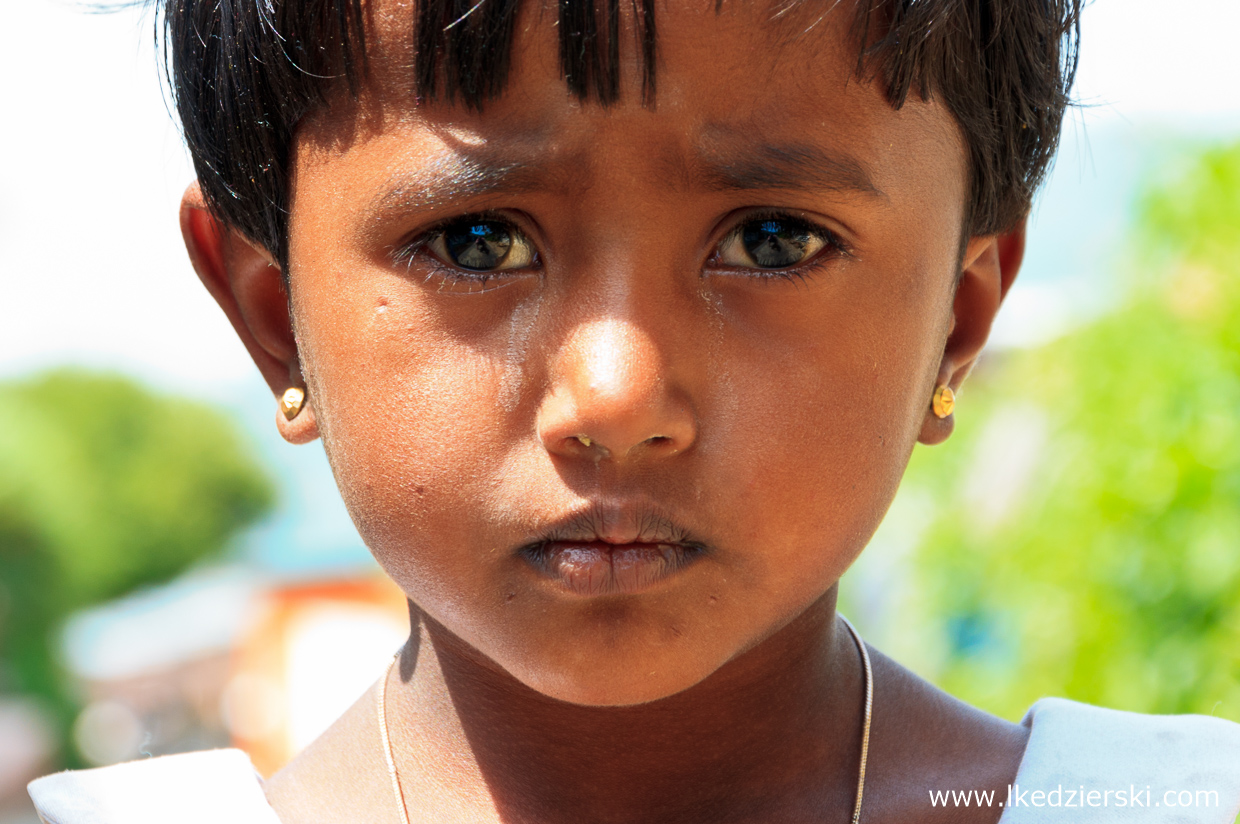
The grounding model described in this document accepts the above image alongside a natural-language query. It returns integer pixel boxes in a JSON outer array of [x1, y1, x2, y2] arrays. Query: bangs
[[412, 0, 657, 107]]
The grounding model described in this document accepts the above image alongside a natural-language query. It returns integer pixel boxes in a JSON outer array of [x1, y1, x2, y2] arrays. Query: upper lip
[[515, 500, 709, 552]]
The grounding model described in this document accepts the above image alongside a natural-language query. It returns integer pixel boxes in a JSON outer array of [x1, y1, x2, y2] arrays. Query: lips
[[524, 540, 701, 596], [515, 503, 708, 597]]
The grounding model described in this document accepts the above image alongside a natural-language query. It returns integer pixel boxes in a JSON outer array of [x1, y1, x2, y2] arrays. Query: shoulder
[[261, 681, 401, 824], [26, 749, 281, 824], [1000, 697, 1240, 822], [862, 647, 1030, 824]]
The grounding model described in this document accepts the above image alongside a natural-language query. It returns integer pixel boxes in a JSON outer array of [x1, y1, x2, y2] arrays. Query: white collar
[[998, 698, 1240, 823]]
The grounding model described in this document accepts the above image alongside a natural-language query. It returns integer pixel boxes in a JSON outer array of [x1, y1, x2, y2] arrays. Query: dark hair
[[161, 0, 1080, 272]]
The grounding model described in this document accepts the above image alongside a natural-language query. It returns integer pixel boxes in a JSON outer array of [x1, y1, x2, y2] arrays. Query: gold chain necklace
[[377, 614, 873, 824]]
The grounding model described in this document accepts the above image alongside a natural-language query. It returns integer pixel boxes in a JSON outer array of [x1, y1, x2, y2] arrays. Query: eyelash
[[707, 209, 851, 284], [391, 211, 540, 288]]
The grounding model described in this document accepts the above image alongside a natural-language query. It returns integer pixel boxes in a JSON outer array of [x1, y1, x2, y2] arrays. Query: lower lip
[[523, 541, 701, 597]]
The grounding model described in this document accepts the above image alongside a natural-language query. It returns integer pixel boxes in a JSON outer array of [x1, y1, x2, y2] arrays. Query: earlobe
[[179, 182, 320, 445], [275, 386, 320, 445], [917, 219, 1027, 446]]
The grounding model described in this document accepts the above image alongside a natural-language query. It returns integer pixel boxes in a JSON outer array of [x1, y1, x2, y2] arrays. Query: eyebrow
[[369, 151, 554, 220], [690, 141, 887, 199]]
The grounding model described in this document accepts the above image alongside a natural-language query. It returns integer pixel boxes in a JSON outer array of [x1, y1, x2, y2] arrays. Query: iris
[[741, 219, 813, 269], [442, 220, 514, 270]]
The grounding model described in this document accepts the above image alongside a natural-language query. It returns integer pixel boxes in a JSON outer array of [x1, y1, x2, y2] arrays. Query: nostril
[[564, 435, 611, 458]]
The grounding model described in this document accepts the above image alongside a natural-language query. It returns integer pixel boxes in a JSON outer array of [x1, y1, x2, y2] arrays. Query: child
[[29, 0, 1240, 822]]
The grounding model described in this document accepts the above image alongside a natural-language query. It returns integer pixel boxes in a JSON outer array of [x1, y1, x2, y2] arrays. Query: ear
[[180, 182, 319, 445], [918, 219, 1026, 446]]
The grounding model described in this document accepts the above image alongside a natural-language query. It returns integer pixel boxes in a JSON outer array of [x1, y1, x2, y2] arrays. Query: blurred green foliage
[[899, 140, 1240, 720], [0, 370, 274, 751]]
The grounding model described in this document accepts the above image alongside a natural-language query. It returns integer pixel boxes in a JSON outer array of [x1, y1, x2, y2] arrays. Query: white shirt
[[28, 698, 1240, 823]]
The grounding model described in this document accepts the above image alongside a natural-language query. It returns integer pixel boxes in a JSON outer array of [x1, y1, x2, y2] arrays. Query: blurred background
[[1, 0, 1239, 820]]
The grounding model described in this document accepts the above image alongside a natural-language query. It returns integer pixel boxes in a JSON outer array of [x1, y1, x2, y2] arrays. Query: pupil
[[444, 221, 512, 270], [742, 219, 810, 268]]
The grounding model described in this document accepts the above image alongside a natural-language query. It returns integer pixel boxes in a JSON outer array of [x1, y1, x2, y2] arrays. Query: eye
[[417, 215, 537, 272], [713, 214, 835, 271]]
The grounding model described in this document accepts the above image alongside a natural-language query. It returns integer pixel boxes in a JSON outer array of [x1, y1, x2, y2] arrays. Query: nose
[[537, 318, 697, 462]]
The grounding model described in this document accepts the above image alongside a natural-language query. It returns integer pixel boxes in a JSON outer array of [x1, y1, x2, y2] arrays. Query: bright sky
[[2, 0, 1238, 390], [1074, 0, 1240, 121]]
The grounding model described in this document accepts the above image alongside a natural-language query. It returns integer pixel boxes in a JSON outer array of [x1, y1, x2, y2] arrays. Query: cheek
[[293, 276, 540, 583], [704, 259, 950, 547], [671, 267, 956, 643]]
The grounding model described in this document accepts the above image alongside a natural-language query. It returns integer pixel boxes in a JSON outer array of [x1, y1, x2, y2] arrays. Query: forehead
[[294, 0, 966, 224]]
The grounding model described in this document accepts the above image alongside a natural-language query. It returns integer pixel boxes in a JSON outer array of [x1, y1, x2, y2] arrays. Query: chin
[[518, 661, 712, 707], [496, 627, 728, 707]]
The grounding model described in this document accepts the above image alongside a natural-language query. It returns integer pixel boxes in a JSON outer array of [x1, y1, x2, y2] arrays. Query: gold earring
[[281, 387, 306, 421], [932, 385, 955, 419]]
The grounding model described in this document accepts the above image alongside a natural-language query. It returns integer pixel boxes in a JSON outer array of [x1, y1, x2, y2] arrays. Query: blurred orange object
[[226, 577, 408, 775]]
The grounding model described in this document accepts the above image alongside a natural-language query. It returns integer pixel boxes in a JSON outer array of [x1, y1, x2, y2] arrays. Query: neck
[[387, 591, 868, 824]]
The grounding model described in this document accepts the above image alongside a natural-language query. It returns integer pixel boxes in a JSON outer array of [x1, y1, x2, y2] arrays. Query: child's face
[[210, 1, 1009, 705]]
